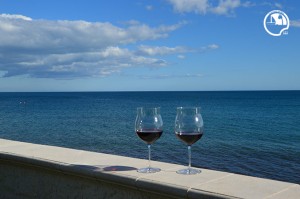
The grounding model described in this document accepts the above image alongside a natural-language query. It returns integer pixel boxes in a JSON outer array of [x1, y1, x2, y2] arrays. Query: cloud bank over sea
[[0, 14, 218, 79]]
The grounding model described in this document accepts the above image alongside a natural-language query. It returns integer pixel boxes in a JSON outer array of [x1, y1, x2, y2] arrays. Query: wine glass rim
[[137, 107, 161, 110], [177, 106, 201, 110]]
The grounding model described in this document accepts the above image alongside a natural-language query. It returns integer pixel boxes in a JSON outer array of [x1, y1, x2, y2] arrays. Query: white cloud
[[0, 13, 32, 21], [136, 44, 219, 56], [0, 14, 184, 78], [210, 0, 241, 15], [0, 15, 182, 52], [242, 1, 255, 7], [290, 20, 300, 28], [146, 5, 154, 10], [0, 46, 167, 78], [167, 0, 245, 15], [167, 0, 209, 14], [136, 45, 190, 56], [177, 55, 185, 59], [261, 2, 283, 9], [204, 44, 219, 50], [274, 3, 283, 9]]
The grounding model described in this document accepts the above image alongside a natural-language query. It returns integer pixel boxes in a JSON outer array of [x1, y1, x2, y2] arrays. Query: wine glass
[[175, 107, 204, 175], [135, 107, 163, 173]]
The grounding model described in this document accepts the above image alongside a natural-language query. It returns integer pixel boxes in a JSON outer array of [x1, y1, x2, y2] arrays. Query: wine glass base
[[137, 167, 161, 173], [176, 168, 201, 175]]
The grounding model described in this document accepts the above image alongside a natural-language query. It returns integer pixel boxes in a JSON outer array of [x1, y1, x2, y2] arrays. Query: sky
[[0, 0, 299, 91]]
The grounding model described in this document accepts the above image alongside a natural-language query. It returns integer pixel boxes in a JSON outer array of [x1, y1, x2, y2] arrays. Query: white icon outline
[[263, 10, 289, 36]]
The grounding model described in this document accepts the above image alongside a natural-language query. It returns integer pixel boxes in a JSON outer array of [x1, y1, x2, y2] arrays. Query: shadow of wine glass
[[103, 166, 137, 171], [70, 164, 137, 172]]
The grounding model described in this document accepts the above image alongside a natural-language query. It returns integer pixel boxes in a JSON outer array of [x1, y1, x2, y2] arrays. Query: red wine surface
[[136, 130, 163, 144], [175, 132, 203, 145]]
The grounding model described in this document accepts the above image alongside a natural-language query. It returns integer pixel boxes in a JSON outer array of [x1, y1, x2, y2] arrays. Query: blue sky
[[0, 0, 299, 91]]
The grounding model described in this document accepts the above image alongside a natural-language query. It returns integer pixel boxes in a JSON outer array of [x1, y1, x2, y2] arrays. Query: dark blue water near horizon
[[0, 91, 299, 184]]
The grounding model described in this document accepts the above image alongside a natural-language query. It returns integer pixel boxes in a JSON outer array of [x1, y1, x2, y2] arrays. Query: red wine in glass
[[175, 107, 204, 175], [175, 132, 203, 146], [136, 130, 163, 145], [135, 107, 163, 173]]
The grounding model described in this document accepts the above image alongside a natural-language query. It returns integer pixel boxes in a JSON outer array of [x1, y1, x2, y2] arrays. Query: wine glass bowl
[[135, 107, 163, 173], [175, 107, 204, 175]]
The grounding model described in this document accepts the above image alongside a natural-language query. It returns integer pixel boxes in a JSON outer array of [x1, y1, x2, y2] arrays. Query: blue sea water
[[0, 91, 299, 184]]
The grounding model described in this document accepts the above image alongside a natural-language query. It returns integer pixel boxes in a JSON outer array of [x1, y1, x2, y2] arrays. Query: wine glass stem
[[148, 144, 151, 169], [188, 145, 191, 171]]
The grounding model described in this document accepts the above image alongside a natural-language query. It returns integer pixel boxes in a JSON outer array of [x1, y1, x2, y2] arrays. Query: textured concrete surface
[[0, 138, 299, 199]]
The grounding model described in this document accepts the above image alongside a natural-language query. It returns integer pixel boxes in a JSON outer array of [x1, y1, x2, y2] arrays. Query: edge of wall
[[0, 138, 299, 199]]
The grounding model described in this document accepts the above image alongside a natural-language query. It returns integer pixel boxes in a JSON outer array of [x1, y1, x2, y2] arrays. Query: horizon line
[[0, 89, 299, 93]]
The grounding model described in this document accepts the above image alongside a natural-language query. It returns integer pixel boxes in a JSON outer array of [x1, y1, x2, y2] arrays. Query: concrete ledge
[[0, 138, 299, 199]]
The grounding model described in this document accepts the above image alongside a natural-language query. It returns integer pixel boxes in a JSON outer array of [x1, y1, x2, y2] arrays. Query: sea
[[0, 91, 299, 184]]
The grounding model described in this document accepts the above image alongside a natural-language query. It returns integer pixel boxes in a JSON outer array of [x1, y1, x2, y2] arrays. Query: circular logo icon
[[264, 10, 289, 36]]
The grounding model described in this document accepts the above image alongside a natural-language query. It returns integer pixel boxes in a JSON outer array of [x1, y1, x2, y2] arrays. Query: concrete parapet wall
[[0, 139, 299, 199], [0, 157, 170, 199]]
